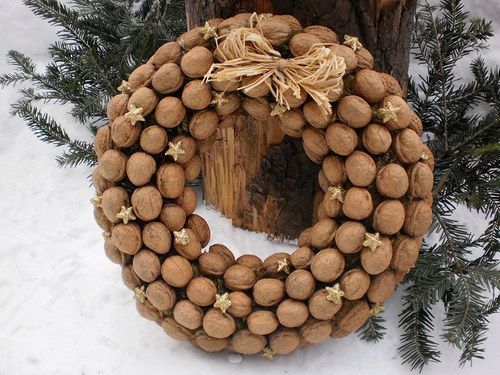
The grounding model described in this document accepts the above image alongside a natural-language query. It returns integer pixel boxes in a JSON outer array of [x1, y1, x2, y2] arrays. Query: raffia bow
[[204, 19, 346, 116]]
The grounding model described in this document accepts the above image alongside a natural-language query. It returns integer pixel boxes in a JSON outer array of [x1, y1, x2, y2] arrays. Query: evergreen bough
[[1, 0, 499, 370]]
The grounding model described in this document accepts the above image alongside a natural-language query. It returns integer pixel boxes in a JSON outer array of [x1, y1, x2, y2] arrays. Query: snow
[[0, 1, 499, 374]]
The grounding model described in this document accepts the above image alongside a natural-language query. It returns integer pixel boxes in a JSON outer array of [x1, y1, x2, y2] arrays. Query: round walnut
[[107, 94, 129, 122], [339, 269, 371, 300], [395, 128, 423, 164], [289, 32, 321, 57], [360, 236, 393, 275], [155, 96, 186, 128], [310, 218, 338, 248], [202, 308, 236, 339], [380, 95, 412, 130], [337, 95, 372, 128], [151, 41, 183, 67], [111, 115, 142, 148], [156, 163, 185, 199], [345, 151, 377, 187], [253, 278, 286, 307], [132, 249, 161, 282], [99, 149, 127, 182], [186, 214, 210, 247], [247, 310, 279, 335], [277, 299, 309, 328], [181, 80, 212, 110], [362, 123, 392, 154], [310, 248, 345, 283], [142, 222, 171, 254], [353, 69, 387, 104], [131, 186, 163, 221], [180, 46, 213, 78], [161, 255, 193, 287], [303, 100, 332, 128], [223, 264, 257, 291], [403, 200, 433, 237], [152, 63, 184, 94], [407, 162, 434, 198], [367, 270, 396, 303], [128, 87, 158, 116], [111, 223, 142, 255], [335, 221, 366, 254], [198, 252, 227, 277], [269, 329, 301, 355], [329, 44, 358, 72], [140, 125, 167, 154], [231, 330, 266, 355], [376, 163, 409, 198], [372, 200, 406, 235], [343, 187, 373, 220], [226, 291, 252, 318], [174, 228, 202, 260], [160, 204, 186, 232], [173, 300, 203, 330], [290, 246, 314, 270], [188, 109, 218, 140], [256, 18, 291, 47], [194, 331, 229, 353], [325, 122, 358, 156], [146, 280, 176, 311], [186, 277, 217, 307], [300, 319, 332, 344], [391, 235, 421, 271], [236, 254, 262, 272], [308, 289, 342, 320], [126, 152, 156, 187], [128, 64, 155, 92], [278, 108, 306, 137], [94, 126, 114, 158], [101, 186, 129, 223], [285, 270, 316, 300]]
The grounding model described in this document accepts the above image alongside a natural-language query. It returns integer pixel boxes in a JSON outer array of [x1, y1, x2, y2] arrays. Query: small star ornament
[[165, 141, 186, 161], [270, 103, 287, 117], [199, 21, 218, 40], [376, 101, 401, 123], [343, 35, 363, 51], [328, 185, 346, 203], [117, 80, 131, 94], [125, 104, 145, 125], [277, 258, 291, 274], [173, 228, 190, 245], [116, 206, 137, 225], [371, 303, 384, 316], [134, 286, 146, 304], [214, 293, 232, 314], [363, 232, 382, 252], [90, 194, 102, 208], [262, 347, 276, 360], [102, 231, 111, 238], [325, 283, 345, 304], [420, 152, 429, 161], [210, 92, 229, 108]]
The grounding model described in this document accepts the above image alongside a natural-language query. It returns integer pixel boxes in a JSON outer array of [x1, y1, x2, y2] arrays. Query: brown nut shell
[[408, 162, 434, 198], [247, 310, 279, 335], [353, 69, 387, 103], [155, 96, 186, 129], [111, 223, 142, 255], [367, 269, 396, 303], [140, 125, 167, 154], [173, 300, 203, 330], [156, 163, 185, 199], [362, 123, 392, 154], [180, 46, 213, 78], [310, 218, 338, 249], [335, 221, 366, 254], [152, 63, 184, 94], [253, 278, 286, 307], [132, 249, 161, 282], [300, 319, 332, 344], [146, 280, 176, 311], [131, 185, 162, 221], [161, 255, 193, 287], [325, 122, 358, 156], [345, 151, 377, 187], [373, 200, 406, 235], [182, 80, 212, 110], [339, 269, 371, 300], [227, 291, 253, 318], [186, 277, 217, 307], [360, 236, 393, 275], [277, 299, 309, 328], [99, 149, 127, 182], [223, 264, 257, 291], [160, 204, 186, 232], [391, 235, 421, 271], [403, 200, 433, 237], [310, 248, 345, 283], [395, 128, 423, 164], [202, 308, 236, 339], [376, 163, 409, 199], [308, 289, 342, 320], [142, 221, 171, 254], [343, 187, 373, 220], [231, 330, 266, 355], [269, 329, 301, 355], [290, 246, 314, 270], [337, 95, 372, 128]]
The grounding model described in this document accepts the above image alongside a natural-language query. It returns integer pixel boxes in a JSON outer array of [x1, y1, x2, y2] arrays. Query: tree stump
[[185, 0, 417, 239]]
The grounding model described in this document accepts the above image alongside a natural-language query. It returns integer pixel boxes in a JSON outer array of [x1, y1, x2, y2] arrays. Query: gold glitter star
[[91, 193, 103, 208], [277, 258, 290, 274], [328, 185, 346, 203], [165, 141, 186, 161], [325, 283, 345, 304], [134, 286, 146, 304], [214, 293, 232, 314], [102, 231, 111, 238], [125, 104, 145, 125], [262, 346, 276, 360], [173, 228, 190, 245], [199, 21, 218, 41], [117, 80, 131, 94], [270, 103, 287, 117], [343, 35, 363, 51], [116, 206, 137, 225], [257, 13, 273, 22], [420, 153, 429, 161], [210, 92, 229, 108], [371, 303, 384, 316], [376, 101, 401, 123], [363, 232, 382, 252]]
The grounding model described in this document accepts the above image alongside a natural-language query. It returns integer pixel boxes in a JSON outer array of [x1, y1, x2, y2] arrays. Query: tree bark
[[185, 0, 416, 239]]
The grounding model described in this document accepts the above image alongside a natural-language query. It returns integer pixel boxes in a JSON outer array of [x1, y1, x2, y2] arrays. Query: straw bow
[[203, 20, 346, 116]]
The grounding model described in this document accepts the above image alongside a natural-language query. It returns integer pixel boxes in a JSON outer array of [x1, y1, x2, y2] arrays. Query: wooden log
[[185, 0, 416, 239]]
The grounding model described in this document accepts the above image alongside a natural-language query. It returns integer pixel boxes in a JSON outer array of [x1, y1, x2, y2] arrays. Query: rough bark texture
[[185, 0, 416, 240]]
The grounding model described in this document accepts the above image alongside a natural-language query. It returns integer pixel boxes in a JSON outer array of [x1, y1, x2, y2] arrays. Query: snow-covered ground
[[0, 1, 498, 374]]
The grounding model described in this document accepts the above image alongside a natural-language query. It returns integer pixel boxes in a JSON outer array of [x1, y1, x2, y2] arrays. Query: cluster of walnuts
[[92, 13, 434, 358]]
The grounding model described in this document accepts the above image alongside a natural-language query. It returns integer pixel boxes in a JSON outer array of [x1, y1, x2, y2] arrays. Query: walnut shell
[[272, 15, 302, 35], [231, 330, 266, 355], [380, 73, 403, 97], [146, 280, 176, 311], [355, 48, 374, 70], [310, 217, 338, 248], [140, 125, 167, 154], [376, 163, 409, 198], [210, 79, 240, 92], [186, 277, 217, 306], [136, 299, 162, 322], [223, 264, 257, 291], [151, 41, 183, 67], [322, 155, 347, 185], [329, 44, 358, 72], [227, 291, 253, 318], [247, 310, 279, 335], [180, 46, 213, 78], [407, 162, 433, 198], [276, 299, 309, 328], [111, 223, 142, 255], [353, 69, 387, 104], [156, 163, 185, 199], [242, 97, 271, 120], [362, 123, 392, 154], [283, 87, 308, 108], [122, 265, 141, 291], [131, 185, 163, 221], [198, 252, 227, 277], [335, 221, 366, 254], [161, 255, 193, 287], [142, 221, 171, 254], [92, 168, 114, 194], [342, 187, 373, 220], [302, 127, 329, 158], [155, 96, 186, 129], [174, 228, 202, 260], [395, 128, 423, 164], [372, 199, 406, 235], [285, 270, 316, 300], [380, 95, 412, 130], [184, 154, 202, 182], [175, 187, 197, 216], [269, 329, 301, 355], [360, 236, 393, 275], [391, 235, 421, 271], [203, 308, 236, 338], [188, 109, 218, 140], [298, 227, 312, 248], [126, 152, 156, 186], [241, 75, 270, 98], [128, 87, 158, 116], [186, 214, 211, 248], [290, 246, 314, 270], [236, 254, 262, 272], [101, 186, 129, 223], [300, 319, 332, 344], [339, 269, 371, 300], [310, 248, 345, 283], [181, 80, 212, 110], [104, 238, 126, 265], [110, 115, 142, 148], [308, 289, 342, 320], [94, 207, 112, 231], [132, 249, 161, 282], [289, 32, 322, 56], [325, 122, 358, 155], [99, 149, 128, 182], [337, 95, 372, 128], [177, 27, 209, 51], [345, 151, 377, 187], [334, 300, 371, 333], [152, 63, 184, 94], [321, 190, 343, 218], [367, 269, 396, 303], [279, 108, 306, 137], [304, 25, 338, 43], [403, 200, 433, 237], [253, 278, 286, 307], [303, 100, 332, 128], [161, 317, 192, 341], [107, 94, 129, 122], [215, 92, 241, 116], [94, 126, 114, 158], [173, 300, 203, 330], [194, 331, 229, 352], [128, 63, 155, 92], [160, 204, 186, 232], [256, 18, 291, 47], [209, 244, 236, 268]]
